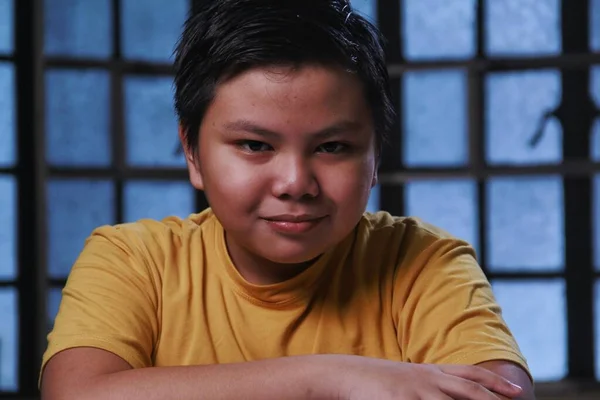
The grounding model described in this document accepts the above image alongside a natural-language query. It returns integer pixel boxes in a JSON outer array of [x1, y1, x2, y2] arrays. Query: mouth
[[261, 215, 327, 234], [263, 214, 325, 223]]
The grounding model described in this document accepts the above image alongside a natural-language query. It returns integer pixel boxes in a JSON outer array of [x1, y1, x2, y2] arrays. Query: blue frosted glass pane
[[593, 120, 600, 161], [47, 180, 115, 278], [591, 0, 600, 52], [492, 279, 567, 381], [0, 0, 13, 53], [0, 176, 15, 280], [403, 70, 467, 167], [366, 184, 380, 213], [591, 67, 600, 106], [125, 76, 185, 167], [486, 71, 562, 165], [487, 176, 564, 271], [124, 181, 194, 222], [402, 0, 476, 60], [0, 289, 18, 391], [352, 0, 377, 25], [485, 0, 561, 56], [405, 179, 478, 251], [590, 67, 600, 161], [589, 65, 600, 124], [47, 288, 62, 332], [0, 63, 14, 166], [46, 69, 111, 166], [121, 0, 188, 62], [44, 0, 112, 58], [593, 176, 600, 271]]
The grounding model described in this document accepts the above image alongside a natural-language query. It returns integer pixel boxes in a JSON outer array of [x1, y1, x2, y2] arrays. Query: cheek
[[203, 152, 265, 204], [319, 161, 375, 206]]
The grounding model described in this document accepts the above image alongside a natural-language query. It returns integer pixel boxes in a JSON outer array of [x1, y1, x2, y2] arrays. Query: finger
[[439, 375, 501, 400], [439, 364, 522, 398], [420, 392, 454, 400]]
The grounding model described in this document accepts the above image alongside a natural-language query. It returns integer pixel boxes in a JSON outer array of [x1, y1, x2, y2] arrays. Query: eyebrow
[[223, 119, 363, 140]]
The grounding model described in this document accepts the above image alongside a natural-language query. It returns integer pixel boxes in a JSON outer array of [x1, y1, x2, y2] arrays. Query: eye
[[238, 140, 273, 153], [317, 142, 347, 154]]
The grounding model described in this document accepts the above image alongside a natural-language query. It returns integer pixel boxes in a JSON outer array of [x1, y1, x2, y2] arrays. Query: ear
[[179, 124, 204, 190]]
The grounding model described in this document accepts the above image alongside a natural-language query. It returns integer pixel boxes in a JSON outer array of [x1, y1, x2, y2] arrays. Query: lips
[[263, 214, 324, 223], [262, 215, 326, 234]]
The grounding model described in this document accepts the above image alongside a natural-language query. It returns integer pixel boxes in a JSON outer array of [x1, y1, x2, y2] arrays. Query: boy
[[41, 1, 535, 399]]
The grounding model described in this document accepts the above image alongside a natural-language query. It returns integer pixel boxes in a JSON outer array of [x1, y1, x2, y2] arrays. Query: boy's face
[[182, 64, 378, 274]]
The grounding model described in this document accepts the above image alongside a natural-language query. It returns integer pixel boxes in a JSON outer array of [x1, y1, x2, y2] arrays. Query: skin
[[477, 361, 535, 400], [42, 64, 535, 400], [182, 64, 378, 285]]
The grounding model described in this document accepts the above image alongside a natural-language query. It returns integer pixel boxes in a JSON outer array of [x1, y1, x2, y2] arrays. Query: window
[[377, 0, 599, 393], [4, 0, 600, 397], [5, 0, 199, 396], [0, 0, 18, 393], [43, 0, 195, 321]]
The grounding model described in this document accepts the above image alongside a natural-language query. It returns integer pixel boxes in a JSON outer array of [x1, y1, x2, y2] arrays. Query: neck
[[224, 232, 318, 285]]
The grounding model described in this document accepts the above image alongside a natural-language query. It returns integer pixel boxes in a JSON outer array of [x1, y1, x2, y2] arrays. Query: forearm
[[55, 355, 338, 400]]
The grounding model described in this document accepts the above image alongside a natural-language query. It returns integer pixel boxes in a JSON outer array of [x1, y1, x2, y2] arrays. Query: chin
[[263, 252, 322, 265], [260, 243, 326, 265]]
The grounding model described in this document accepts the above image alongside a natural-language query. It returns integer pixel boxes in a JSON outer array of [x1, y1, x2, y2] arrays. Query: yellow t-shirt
[[42, 208, 529, 378]]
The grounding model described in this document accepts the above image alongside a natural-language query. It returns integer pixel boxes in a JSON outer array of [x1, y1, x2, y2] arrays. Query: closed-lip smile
[[263, 214, 324, 223], [262, 214, 327, 234]]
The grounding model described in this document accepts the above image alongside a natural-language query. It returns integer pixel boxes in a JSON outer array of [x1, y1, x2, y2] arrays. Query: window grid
[[111, 0, 126, 229], [41, 0, 207, 329], [40, 0, 208, 372], [14, 0, 45, 395], [0, 0, 16, 298], [6, 0, 600, 397], [561, 1, 595, 378], [377, 0, 596, 387], [0, 0, 17, 388]]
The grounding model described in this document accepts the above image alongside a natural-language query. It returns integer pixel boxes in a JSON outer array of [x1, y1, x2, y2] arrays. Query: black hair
[[174, 0, 394, 159]]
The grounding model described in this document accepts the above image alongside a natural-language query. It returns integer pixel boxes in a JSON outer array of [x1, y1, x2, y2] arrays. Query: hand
[[327, 356, 523, 400]]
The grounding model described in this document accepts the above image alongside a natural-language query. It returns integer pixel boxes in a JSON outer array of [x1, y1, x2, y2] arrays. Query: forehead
[[207, 64, 372, 131]]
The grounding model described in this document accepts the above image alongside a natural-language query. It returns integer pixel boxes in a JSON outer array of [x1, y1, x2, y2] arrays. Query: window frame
[[379, 0, 599, 397], [12, 0, 45, 396], [6, 0, 600, 397]]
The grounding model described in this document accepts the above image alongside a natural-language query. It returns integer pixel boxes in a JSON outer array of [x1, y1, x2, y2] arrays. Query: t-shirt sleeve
[[393, 237, 531, 379], [41, 224, 161, 377]]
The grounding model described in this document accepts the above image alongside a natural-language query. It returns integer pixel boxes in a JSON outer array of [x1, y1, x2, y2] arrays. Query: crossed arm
[[42, 348, 535, 400]]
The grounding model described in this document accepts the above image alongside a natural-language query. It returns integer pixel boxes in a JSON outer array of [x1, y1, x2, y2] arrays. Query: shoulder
[[359, 211, 457, 237], [87, 208, 216, 251], [357, 211, 464, 255], [356, 211, 479, 284], [74, 208, 219, 277]]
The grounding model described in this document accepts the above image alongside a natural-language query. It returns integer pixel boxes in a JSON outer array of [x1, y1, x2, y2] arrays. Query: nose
[[271, 154, 320, 200]]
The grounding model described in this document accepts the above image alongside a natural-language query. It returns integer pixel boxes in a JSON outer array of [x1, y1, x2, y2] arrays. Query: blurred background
[[0, 0, 599, 398]]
